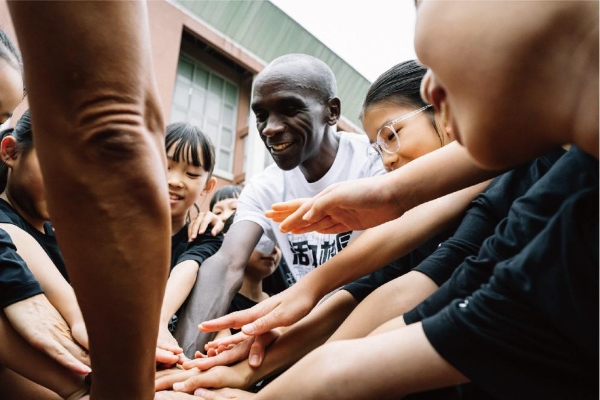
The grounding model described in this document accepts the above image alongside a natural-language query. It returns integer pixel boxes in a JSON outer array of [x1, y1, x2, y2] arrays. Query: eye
[[283, 106, 299, 116], [255, 111, 267, 123]]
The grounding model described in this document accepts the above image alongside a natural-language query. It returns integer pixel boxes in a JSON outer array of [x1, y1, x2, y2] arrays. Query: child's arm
[[160, 260, 200, 332], [0, 223, 88, 349]]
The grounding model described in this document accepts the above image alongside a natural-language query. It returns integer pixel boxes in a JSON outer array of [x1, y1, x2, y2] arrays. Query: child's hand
[[188, 211, 225, 241], [157, 326, 187, 367], [70, 320, 89, 350], [265, 198, 311, 223]]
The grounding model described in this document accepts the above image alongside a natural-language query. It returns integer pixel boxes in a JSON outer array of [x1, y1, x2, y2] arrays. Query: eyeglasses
[[366, 104, 432, 162]]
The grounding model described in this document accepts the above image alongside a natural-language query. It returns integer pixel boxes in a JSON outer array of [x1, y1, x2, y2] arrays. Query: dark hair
[[0, 109, 33, 192], [165, 122, 215, 180], [209, 185, 242, 212], [361, 60, 442, 143], [0, 29, 23, 73]]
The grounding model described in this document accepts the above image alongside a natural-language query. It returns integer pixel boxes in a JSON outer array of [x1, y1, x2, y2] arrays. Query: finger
[[156, 348, 180, 365], [205, 332, 249, 350], [278, 204, 315, 232], [184, 340, 250, 371], [211, 219, 225, 236], [40, 339, 92, 375], [188, 213, 204, 241], [264, 209, 294, 222], [155, 368, 198, 391], [197, 213, 210, 235], [199, 303, 274, 332], [248, 330, 278, 367], [287, 215, 338, 234], [155, 390, 198, 399], [269, 198, 309, 212]]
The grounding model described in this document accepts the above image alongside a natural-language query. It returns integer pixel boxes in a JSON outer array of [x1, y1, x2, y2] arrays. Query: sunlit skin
[[415, 0, 599, 169], [212, 198, 238, 224], [167, 142, 215, 233], [362, 104, 451, 172], [0, 61, 23, 125], [0, 142, 49, 232]]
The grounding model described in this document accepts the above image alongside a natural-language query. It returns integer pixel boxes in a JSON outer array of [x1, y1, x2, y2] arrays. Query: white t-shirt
[[235, 132, 386, 283]]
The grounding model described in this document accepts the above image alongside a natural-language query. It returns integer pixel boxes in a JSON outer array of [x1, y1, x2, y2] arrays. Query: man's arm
[[8, 2, 170, 399], [175, 221, 264, 357]]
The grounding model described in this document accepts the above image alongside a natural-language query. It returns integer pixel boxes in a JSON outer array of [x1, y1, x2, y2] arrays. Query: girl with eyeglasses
[[362, 60, 453, 172]]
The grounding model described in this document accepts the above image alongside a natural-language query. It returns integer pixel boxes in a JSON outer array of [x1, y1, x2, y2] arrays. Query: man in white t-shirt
[[175, 53, 385, 355]]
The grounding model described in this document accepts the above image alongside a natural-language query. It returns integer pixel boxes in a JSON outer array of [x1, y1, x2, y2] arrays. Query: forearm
[[175, 222, 262, 356], [388, 142, 499, 213], [0, 311, 87, 399], [8, 2, 169, 399], [161, 261, 200, 325], [304, 182, 488, 300], [255, 323, 467, 400], [0, 224, 83, 329]]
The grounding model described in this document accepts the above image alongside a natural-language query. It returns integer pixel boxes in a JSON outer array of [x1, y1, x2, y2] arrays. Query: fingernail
[[243, 324, 255, 334], [173, 382, 185, 391], [250, 355, 259, 366]]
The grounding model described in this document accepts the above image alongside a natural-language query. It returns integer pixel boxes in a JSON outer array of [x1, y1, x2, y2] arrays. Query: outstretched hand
[[269, 176, 404, 234], [199, 285, 318, 338], [4, 294, 91, 375]]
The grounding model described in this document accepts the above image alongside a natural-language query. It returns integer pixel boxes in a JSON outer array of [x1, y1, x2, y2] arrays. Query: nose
[[420, 69, 446, 113], [167, 170, 184, 188], [261, 115, 286, 137], [381, 151, 399, 172]]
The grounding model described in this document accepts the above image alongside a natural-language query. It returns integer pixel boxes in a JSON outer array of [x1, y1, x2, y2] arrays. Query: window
[[170, 55, 239, 178]]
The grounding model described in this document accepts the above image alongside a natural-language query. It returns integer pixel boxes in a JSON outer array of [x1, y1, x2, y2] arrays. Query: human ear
[[326, 97, 341, 126], [0, 136, 18, 167], [203, 177, 217, 194]]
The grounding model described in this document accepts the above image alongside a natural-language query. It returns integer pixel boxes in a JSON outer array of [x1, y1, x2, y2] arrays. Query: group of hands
[[8, 180, 392, 399]]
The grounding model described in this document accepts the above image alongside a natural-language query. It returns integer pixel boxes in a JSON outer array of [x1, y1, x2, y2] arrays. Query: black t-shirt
[[0, 198, 68, 280], [343, 230, 452, 303], [420, 146, 599, 399], [405, 146, 593, 324], [0, 229, 43, 308], [342, 148, 565, 303], [413, 147, 565, 287], [170, 224, 223, 271]]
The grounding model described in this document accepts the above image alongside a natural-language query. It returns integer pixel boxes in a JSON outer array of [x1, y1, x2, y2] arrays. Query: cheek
[[400, 132, 441, 161]]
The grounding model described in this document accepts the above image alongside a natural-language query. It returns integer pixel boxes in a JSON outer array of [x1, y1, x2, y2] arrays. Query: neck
[[0, 192, 45, 232], [171, 215, 185, 236], [299, 128, 341, 183]]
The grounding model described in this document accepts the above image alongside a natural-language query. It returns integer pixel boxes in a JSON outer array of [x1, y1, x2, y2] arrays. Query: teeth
[[271, 142, 292, 151], [170, 194, 183, 200]]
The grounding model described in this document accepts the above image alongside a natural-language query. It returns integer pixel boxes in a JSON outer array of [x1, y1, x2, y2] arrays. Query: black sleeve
[[0, 229, 44, 308], [176, 231, 224, 266], [404, 146, 596, 325], [413, 147, 565, 287], [343, 233, 448, 303]]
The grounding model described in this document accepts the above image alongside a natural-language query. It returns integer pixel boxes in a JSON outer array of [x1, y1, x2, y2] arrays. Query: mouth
[[169, 192, 184, 201], [269, 142, 293, 152]]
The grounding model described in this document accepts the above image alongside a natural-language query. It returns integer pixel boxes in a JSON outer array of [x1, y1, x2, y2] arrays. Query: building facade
[[0, 0, 372, 199]]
